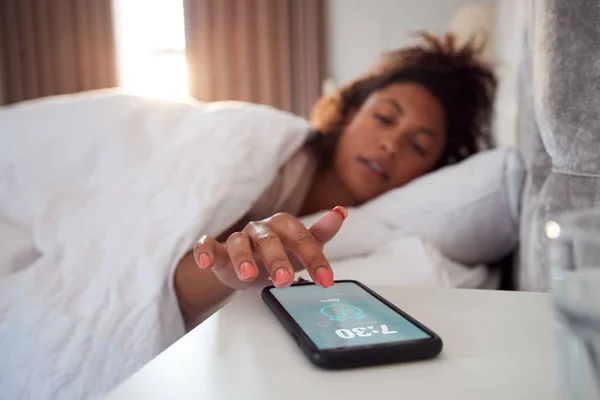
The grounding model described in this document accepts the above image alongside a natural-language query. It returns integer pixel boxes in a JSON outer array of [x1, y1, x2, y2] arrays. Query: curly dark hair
[[309, 32, 497, 169]]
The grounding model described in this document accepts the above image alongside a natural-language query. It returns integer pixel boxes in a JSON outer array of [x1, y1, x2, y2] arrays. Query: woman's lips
[[358, 157, 390, 181]]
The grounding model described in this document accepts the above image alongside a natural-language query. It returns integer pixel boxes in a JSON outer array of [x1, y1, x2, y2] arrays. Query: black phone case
[[261, 280, 443, 370]]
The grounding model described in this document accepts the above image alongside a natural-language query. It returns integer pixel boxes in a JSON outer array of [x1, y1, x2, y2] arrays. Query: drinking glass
[[546, 209, 600, 400]]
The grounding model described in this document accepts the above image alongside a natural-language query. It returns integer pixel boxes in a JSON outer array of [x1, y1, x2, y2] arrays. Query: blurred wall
[[325, 0, 496, 86], [492, 0, 526, 148], [0, 51, 4, 105]]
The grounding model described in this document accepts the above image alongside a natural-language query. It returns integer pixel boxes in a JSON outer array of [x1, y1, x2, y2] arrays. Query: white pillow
[[360, 148, 524, 264]]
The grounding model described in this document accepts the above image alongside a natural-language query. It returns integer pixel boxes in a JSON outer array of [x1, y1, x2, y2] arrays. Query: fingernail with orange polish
[[332, 206, 348, 220], [199, 253, 212, 269], [240, 262, 257, 280], [275, 269, 292, 286], [317, 268, 334, 288]]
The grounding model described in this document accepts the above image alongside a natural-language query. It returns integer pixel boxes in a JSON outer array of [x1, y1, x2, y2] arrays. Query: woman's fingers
[[225, 232, 259, 282], [270, 213, 335, 288], [309, 206, 348, 244], [193, 235, 229, 270], [194, 234, 253, 291], [244, 222, 295, 288], [193, 207, 348, 291]]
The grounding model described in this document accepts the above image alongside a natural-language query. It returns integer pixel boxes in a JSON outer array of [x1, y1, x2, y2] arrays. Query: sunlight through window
[[113, 0, 189, 100]]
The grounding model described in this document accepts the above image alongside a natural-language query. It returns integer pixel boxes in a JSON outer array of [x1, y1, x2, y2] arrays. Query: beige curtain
[[0, 0, 117, 105], [184, 0, 324, 118]]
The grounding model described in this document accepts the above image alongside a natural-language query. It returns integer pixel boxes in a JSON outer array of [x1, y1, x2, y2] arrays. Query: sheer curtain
[[0, 0, 117, 105], [183, 0, 324, 117]]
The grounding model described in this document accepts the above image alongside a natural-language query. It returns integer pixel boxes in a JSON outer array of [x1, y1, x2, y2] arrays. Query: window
[[113, 0, 189, 100]]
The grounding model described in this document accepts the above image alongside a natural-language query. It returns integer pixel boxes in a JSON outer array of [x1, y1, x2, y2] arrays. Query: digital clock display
[[270, 282, 430, 350]]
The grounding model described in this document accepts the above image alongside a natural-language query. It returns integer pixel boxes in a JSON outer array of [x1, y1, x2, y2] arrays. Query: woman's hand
[[193, 206, 348, 290]]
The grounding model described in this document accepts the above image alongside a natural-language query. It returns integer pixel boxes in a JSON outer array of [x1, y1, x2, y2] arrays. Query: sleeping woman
[[175, 32, 497, 326]]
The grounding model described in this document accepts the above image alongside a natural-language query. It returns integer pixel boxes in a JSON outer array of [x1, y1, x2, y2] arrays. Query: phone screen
[[269, 282, 431, 350]]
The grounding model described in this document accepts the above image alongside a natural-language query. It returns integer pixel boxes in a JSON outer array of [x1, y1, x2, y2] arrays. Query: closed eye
[[374, 113, 394, 125], [411, 141, 426, 157]]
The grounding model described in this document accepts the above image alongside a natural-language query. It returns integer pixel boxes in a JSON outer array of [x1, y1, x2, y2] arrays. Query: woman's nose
[[379, 139, 397, 158]]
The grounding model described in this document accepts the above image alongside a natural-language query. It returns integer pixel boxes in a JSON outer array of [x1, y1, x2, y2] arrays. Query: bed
[[2, 0, 599, 396]]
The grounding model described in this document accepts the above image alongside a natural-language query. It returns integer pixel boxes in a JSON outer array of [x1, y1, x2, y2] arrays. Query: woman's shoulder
[[248, 145, 319, 221]]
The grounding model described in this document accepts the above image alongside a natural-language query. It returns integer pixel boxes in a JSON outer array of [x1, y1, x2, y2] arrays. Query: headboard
[[513, 0, 600, 291]]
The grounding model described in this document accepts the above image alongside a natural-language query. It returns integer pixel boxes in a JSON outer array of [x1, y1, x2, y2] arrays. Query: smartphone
[[261, 280, 443, 369]]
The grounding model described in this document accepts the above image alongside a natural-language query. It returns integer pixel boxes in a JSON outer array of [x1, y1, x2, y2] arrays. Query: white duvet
[[0, 91, 490, 399]]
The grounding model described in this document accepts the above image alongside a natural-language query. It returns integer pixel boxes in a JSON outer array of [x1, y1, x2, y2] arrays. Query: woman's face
[[333, 82, 447, 203]]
